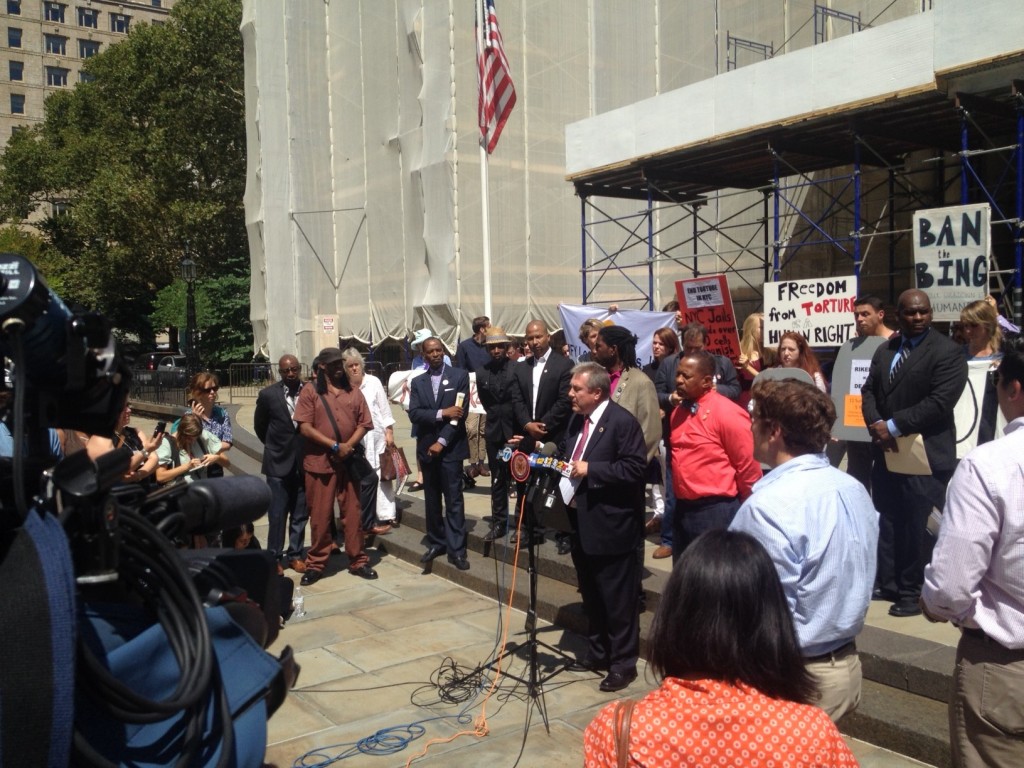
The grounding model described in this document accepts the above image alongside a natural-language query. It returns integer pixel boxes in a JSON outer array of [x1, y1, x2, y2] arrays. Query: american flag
[[477, 0, 516, 154]]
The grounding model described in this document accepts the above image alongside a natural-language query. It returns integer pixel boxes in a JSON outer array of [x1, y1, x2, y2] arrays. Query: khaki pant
[[806, 644, 862, 722], [950, 630, 1024, 768], [466, 412, 486, 464]]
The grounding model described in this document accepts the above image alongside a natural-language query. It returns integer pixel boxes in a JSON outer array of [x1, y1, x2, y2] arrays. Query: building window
[[109, 13, 129, 34], [151, 0, 162, 6], [45, 66, 68, 86], [77, 7, 98, 28], [78, 39, 99, 58], [44, 2, 65, 23], [9, 61, 23, 81], [45, 34, 67, 55], [10, 94, 24, 115], [52, 201, 70, 216], [7, 0, 20, 15], [78, 70, 94, 83], [8, 28, 22, 48]]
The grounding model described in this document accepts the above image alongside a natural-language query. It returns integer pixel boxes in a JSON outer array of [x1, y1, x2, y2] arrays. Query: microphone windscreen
[[540, 441, 557, 457], [181, 476, 271, 533]]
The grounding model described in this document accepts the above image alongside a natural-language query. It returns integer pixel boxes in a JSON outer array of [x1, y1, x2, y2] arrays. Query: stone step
[[839, 679, 952, 768]]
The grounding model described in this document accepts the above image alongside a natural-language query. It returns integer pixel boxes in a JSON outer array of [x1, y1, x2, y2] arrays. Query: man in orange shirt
[[668, 350, 761, 563]]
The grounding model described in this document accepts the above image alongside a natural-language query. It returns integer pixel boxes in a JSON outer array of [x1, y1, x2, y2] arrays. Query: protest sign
[[674, 275, 740, 360], [557, 304, 675, 367], [913, 203, 989, 321], [763, 276, 857, 348]]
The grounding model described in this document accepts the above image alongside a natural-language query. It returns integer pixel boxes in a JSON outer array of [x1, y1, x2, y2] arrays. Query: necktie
[[890, 343, 910, 383], [570, 417, 591, 462]]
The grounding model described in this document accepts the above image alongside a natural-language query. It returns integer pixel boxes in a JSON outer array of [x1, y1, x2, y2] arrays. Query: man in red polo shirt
[[668, 350, 761, 563]]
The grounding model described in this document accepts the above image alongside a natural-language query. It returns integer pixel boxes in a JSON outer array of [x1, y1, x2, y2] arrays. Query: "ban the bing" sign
[[913, 204, 989, 321]]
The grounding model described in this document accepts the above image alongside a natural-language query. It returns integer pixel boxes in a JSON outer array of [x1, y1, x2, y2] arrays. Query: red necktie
[[570, 417, 591, 462]]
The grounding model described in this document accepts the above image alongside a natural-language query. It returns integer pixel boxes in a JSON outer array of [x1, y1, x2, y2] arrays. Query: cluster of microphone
[[499, 441, 571, 511]]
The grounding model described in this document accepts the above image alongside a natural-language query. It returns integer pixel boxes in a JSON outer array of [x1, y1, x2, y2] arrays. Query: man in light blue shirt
[[730, 378, 878, 721]]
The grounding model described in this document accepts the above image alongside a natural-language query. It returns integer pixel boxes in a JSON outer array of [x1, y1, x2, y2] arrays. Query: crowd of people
[[70, 288, 1017, 766]]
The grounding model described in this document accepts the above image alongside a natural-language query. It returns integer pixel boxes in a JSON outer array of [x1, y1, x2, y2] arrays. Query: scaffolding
[[574, 85, 1024, 324]]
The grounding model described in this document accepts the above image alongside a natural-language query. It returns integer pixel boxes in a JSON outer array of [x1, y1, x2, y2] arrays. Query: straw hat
[[484, 326, 512, 345]]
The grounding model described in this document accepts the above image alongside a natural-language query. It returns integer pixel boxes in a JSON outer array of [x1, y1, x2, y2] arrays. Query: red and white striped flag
[[477, 0, 516, 154]]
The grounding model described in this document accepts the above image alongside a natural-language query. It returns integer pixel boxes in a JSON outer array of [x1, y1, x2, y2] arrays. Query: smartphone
[[153, 421, 166, 438]]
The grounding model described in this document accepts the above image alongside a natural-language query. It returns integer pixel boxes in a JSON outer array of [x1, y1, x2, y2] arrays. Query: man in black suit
[[510, 319, 574, 453], [510, 319, 574, 550], [253, 354, 309, 574], [408, 337, 472, 570], [476, 326, 518, 541], [559, 362, 647, 693], [862, 289, 967, 618]]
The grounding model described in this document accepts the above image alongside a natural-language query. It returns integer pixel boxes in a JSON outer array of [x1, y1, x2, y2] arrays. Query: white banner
[[913, 203, 990, 321], [387, 369, 486, 415], [557, 304, 676, 367], [763, 276, 857, 348]]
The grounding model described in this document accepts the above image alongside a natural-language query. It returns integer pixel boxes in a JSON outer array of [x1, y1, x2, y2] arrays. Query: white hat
[[410, 328, 433, 348]]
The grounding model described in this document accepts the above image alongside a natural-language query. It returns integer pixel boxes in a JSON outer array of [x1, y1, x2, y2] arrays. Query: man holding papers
[[861, 289, 967, 617]]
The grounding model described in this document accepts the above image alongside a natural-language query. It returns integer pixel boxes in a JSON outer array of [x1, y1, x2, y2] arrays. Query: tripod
[[481, 474, 576, 731]]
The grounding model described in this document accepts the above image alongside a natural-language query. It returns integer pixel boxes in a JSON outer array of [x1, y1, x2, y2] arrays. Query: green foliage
[[0, 0, 250, 365]]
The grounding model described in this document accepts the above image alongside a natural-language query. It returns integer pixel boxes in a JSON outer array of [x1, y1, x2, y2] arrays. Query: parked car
[[132, 353, 187, 387]]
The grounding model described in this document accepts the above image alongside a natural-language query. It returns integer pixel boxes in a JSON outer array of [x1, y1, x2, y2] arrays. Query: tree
[[0, 0, 250, 367]]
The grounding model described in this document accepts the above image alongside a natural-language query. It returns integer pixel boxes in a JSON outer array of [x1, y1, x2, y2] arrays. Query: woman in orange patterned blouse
[[584, 530, 857, 767]]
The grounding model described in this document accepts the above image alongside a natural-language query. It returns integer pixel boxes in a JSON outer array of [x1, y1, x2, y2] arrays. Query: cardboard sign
[[913, 203, 990, 321], [830, 335, 887, 440], [763, 276, 857, 348], [674, 275, 741, 360]]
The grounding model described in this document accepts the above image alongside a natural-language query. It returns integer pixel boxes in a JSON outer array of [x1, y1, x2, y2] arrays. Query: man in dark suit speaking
[[559, 362, 647, 693], [862, 289, 967, 618], [253, 353, 309, 574], [409, 337, 472, 571]]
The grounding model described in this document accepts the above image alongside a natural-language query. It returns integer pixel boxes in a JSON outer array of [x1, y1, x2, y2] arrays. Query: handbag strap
[[317, 392, 343, 443], [612, 698, 636, 768]]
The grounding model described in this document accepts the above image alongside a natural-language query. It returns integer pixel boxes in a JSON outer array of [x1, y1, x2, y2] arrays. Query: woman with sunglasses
[[86, 398, 163, 485], [178, 372, 233, 459]]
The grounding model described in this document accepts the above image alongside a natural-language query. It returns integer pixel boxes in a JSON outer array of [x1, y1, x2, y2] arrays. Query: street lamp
[[181, 252, 199, 380]]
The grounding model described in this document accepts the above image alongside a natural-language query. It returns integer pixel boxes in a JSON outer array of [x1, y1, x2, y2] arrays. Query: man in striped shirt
[[730, 378, 878, 721]]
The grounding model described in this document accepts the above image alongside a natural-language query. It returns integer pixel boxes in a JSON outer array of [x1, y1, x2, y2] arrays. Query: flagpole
[[477, 0, 493, 318]]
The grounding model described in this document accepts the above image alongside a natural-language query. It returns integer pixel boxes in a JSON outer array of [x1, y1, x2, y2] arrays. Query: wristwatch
[[331, 442, 340, 454]]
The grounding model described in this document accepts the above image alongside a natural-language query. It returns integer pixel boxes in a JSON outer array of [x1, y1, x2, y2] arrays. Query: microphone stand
[[479, 467, 575, 733]]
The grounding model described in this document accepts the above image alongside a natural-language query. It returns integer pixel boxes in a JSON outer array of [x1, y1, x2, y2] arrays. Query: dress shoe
[[889, 598, 923, 618], [467, 464, 480, 479], [477, 464, 490, 477], [365, 524, 393, 536], [349, 564, 379, 580], [599, 669, 638, 693], [872, 587, 898, 602], [644, 516, 662, 535], [289, 559, 307, 573], [276, 563, 284, 576], [569, 655, 610, 673], [448, 555, 470, 571], [406, 481, 424, 493], [555, 534, 572, 555], [420, 546, 446, 563], [652, 545, 672, 559], [462, 471, 477, 488], [483, 524, 507, 542], [300, 570, 323, 586]]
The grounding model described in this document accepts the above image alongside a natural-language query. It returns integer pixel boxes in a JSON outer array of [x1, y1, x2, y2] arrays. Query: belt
[[676, 494, 739, 508], [805, 640, 856, 664], [961, 627, 1024, 654]]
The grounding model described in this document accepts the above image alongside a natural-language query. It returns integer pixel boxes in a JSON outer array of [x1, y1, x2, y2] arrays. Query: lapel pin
[[442, 379, 448, 386], [598, 426, 605, 433]]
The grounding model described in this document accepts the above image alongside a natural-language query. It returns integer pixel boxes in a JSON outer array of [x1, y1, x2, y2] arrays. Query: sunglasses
[[279, 366, 301, 373], [200, 386, 219, 393]]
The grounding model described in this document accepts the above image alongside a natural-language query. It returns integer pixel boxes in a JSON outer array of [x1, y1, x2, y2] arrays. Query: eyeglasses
[[200, 386, 219, 393], [279, 366, 301, 374]]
